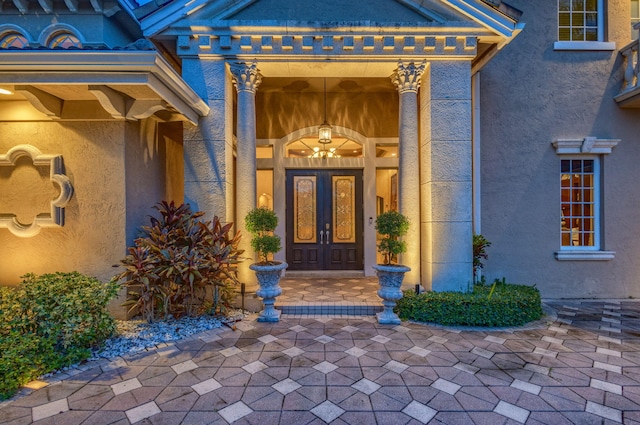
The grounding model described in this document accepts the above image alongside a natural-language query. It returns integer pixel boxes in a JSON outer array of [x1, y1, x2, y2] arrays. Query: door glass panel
[[332, 175, 356, 243], [293, 176, 316, 243]]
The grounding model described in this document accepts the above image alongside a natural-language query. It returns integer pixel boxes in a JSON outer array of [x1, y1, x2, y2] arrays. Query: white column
[[391, 61, 425, 286], [420, 61, 473, 293], [230, 62, 262, 289]]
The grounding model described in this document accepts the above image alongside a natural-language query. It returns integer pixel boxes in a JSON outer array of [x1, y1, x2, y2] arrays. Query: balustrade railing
[[618, 24, 640, 100]]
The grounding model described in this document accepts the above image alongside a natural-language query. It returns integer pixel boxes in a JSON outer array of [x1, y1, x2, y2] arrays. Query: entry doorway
[[285, 169, 363, 270]]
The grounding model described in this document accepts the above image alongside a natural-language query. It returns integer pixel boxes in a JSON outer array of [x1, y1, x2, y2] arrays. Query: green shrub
[[0, 272, 118, 400], [375, 210, 410, 265], [117, 201, 243, 322], [473, 234, 492, 281], [245, 207, 282, 264], [396, 280, 543, 327]]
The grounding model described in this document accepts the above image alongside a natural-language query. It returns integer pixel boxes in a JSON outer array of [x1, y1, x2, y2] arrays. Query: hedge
[[0, 272, 118, 400], [396, 281, 543, 327]]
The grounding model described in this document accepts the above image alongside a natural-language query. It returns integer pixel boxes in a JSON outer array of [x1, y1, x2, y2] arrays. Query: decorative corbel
[[14, 86, 62, 119], [88, 85, 126, 119]]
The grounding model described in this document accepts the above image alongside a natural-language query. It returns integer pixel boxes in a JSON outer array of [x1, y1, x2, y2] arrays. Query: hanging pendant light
[[318, 78, 332, 145]]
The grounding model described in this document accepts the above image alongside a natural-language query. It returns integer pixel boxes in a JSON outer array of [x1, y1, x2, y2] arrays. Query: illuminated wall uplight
[[0, 88, 13, 95]]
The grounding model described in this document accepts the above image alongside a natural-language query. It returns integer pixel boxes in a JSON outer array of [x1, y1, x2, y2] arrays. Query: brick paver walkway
[[2, 298, 640, 424]]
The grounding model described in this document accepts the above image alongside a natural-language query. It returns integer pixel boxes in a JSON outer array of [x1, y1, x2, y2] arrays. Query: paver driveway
[[2, 300, 640, 424]]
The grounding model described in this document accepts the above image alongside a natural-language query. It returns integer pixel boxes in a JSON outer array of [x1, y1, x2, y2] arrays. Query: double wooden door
[[286, 169, 363, 270]]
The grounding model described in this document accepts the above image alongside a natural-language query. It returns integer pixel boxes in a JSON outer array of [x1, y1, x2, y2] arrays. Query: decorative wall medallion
[[0, 144, 74, 237]]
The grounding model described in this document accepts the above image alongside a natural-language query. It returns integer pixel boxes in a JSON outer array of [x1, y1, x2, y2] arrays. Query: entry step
[[276, 302, 382, 316]]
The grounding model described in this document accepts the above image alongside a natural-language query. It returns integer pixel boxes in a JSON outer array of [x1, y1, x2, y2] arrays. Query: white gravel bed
[[89, 312, 245, 360]]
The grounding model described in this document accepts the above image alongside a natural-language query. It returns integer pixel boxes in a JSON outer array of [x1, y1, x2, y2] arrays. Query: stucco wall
[[0, 118, 176, 287], [479, 0, 640, 298], [233, 0, 428, 21], [125, 119, 184, 245], [0, 121, 128, 285]]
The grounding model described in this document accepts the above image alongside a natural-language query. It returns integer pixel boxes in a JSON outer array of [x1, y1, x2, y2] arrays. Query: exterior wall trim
[[0, 144, 74, 237], [555, 251, 615, 261], [552, 138, 620, 155], [553, 137, 619, 261], [553, 41, 616, 51], [0, 50, 209, 123]]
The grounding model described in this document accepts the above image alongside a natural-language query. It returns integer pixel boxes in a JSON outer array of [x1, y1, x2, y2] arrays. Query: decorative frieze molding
[[552, 137, 620, 155], [391, 60, 426, 93], [230, 62, 262, 94], [0, 145, 74, 237], [177, 34, 479, 58]]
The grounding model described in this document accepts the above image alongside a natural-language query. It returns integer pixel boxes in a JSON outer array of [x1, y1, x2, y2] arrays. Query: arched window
[[0, 32, 28, 49], [48, 32, 82, 49]]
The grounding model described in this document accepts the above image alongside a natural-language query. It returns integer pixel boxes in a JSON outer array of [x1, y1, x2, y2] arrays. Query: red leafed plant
[[116, 201, 243, 322]]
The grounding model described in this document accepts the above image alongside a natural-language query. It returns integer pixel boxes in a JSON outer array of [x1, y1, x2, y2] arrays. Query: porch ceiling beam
[[14, 85, 62, 118], [88, 85, 126, 119]]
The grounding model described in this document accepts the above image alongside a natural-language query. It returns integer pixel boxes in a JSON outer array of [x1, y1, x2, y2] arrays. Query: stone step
[[276, 302, 382, 316]]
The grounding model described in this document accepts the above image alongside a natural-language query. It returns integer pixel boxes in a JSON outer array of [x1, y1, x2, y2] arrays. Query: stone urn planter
[[250, 261, 288, 322], [245, 207, 285, 322], [374, 210, 411, 325], [373, 264, 410, 325]]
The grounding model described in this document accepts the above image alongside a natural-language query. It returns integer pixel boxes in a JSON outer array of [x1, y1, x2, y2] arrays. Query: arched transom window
[[48, 32, 82, 49], [0, 32, 28, 49]]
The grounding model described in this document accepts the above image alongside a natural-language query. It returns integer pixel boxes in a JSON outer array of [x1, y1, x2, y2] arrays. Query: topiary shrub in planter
[[373, 210, 411, 325], [245, 207, 287, 322], [117, 201, 243, 322], [245, 206, 282, 265], [0, 272, 119, 400], [396, 279, 543, 327], [376, 210, 410, 266]]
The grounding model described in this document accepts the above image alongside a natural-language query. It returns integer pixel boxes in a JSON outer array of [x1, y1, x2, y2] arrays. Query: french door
[[285, 169, 363, 270]]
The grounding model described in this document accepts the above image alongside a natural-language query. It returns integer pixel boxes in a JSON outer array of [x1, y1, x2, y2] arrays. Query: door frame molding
[[257, 126, 399, 276], [285, 168, 364, 271]]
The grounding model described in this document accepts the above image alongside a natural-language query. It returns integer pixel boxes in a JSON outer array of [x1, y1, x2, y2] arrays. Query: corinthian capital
[[390, 60, 426, 94], [230, 62, 262, 93]]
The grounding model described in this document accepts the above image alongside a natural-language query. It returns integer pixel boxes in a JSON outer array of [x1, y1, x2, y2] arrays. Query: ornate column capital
[[390, 60, 426, 94], [230, 61, 262, 94]]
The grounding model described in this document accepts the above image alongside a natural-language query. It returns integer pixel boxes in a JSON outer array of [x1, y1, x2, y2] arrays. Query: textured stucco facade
[[0, 119, 182, 286], [0, 122, 127, 284], [479, 0, 640, 298], [2, 0, 639, 301]]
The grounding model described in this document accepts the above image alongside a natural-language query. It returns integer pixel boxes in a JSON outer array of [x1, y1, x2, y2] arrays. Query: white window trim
[[555, 250, 615, 260], [554, 41, 616, 51], [552, 137, 619, 261], [552, 138, 619, 154], [555, 0, 616, 51], [560, 156, 600, 251]]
